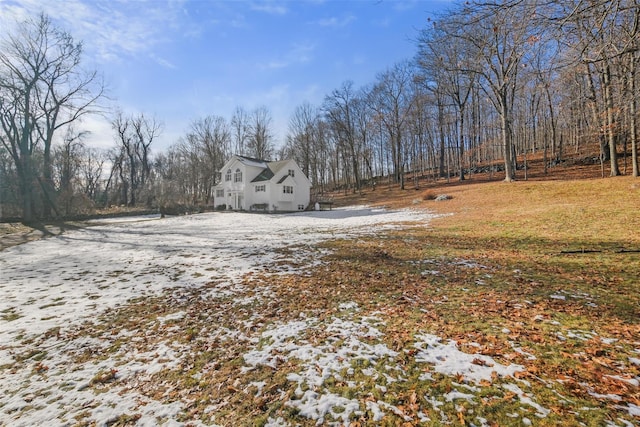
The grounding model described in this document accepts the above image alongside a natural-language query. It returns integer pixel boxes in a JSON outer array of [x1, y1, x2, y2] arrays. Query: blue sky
[[0, 0, 450, 152]]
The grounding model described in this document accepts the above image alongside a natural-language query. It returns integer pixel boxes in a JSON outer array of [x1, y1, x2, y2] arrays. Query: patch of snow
[[605, 375, 639, 387], [611, 419, 636, 427], [286, 390, 362, 425], [625, 403, 640, 417], [421, 269, 440, 276], [413, 334, 524, 384], [549, 294, 566, 300], [587, 391, 622, 401], [565, 330, 596, 341], [444, 390, 476, 403], [419, 372, 433, 381], [243, 315, 399, 424], [338, 301, 360, 311], [453, 259, 488, 269], [511, 343, 537, 360], [502, 383, 550, 418], [157, 310, 186, 324], [364, 401, 386, 422], [265, 416, 289, 427], [248, 381, 267, 397]]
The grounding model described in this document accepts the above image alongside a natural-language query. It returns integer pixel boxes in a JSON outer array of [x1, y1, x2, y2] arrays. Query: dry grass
[[296, 169, 640, 425], [3, 160, 640, 426]]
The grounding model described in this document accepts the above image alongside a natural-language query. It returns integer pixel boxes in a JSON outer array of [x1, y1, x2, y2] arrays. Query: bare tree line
[[281, 0, 638, 194], [0, 14, 104, 222], [1, 1, 638, 221]]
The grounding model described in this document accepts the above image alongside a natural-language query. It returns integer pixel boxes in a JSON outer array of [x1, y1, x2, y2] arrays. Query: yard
[[1, 177, 639, 426]]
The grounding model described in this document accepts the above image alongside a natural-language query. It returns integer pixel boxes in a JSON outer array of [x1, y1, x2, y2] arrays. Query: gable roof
[[251, 168, 274, 182], [235, 155, 269, 169], [277, 174, 291, 184], [250, 159, 292, 183]]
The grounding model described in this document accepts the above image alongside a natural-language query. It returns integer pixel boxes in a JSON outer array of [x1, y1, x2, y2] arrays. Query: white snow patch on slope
[[413, 334, 524, 384]]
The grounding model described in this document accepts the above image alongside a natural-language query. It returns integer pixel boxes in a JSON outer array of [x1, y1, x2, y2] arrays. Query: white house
[[214, 155, 312, 212]]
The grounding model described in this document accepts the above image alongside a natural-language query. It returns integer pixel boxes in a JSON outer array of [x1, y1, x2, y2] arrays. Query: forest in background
[[1, 0, 638, 222]]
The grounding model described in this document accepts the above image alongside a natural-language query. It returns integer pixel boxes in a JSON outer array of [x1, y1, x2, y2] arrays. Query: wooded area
[[1, 1, 638, 221]]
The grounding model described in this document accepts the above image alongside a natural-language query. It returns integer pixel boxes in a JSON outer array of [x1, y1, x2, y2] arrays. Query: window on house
[[225, 169, 232, 181], [234, 168, 242, 182], [298, 204, 304, 210], [255, 184, 265, 192], [283, 185, 293, 194], [216, 189, 224, 198], [288, 169, 295, 177]]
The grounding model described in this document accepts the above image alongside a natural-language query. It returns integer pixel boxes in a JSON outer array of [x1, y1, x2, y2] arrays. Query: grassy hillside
[[286, 172, 640, 425]]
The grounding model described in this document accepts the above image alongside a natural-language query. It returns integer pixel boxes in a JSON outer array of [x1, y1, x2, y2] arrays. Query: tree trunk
[[585, 64, 609, 162], [458, 107, 465, 181], [437, 101, 446, 178], [42, 144, 56, 218], [19, 154, 34, 222], [602, 64, 620, 176], [20, 94, 35, 222], [501, 98, 515, 182], [631, 52, 639, 177]]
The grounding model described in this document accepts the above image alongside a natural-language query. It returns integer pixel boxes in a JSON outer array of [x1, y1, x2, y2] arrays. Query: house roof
[[250, 159, 292, 183], [217, 155, 301, 185], [235, 155, 269, 169], [251, 168, 274, 182]]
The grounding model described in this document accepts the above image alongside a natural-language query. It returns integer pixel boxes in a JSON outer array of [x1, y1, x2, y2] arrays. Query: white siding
[[214, 156, 311, 212]]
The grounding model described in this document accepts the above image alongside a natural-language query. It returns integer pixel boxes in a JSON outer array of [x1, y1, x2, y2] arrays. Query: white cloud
[[259, 42, 315, 70], [149, 53, 177, 70], [0, 0, 186, 65], [316, 15, 355, 28], [393, 1, 419, 12], [250, 1, 288, 15]]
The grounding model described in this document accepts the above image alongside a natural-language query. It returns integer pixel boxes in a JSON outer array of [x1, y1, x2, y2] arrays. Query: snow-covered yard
[[0, 207, 441, 426], [1, 207, 637, 426]]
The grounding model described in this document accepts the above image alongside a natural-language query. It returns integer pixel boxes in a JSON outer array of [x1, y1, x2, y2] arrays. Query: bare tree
[[287, 102, 319, 178], [324, 81, 363, 193], [369, 62, 416, 189], [231, 106, 250, 156], [79, 146, 105, 204], [247, 106, 274, 160], [0, 13, 103, 221], [557, 0, 640, 176], [111, 111, 162, 206], [444, 1, 540, 182], [186, 115, 230, 204], [417, 21, 478, 181], [53, 127, 91, 215]]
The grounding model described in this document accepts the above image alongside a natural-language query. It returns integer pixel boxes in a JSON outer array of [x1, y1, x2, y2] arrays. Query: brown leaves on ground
[[29, 172, 638, 426]]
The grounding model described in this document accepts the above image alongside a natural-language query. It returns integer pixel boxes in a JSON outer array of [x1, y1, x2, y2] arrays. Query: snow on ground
[[0, 207, 434, 426], [0, 207, 598, 426], [0, 207, 426, 343]]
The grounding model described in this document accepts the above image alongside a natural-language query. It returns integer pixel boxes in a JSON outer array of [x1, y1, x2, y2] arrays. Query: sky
[[0, 0, 451, 153]]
